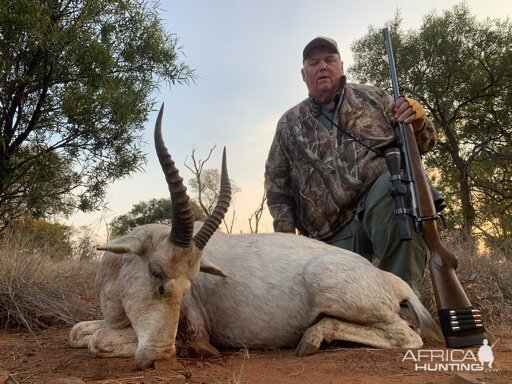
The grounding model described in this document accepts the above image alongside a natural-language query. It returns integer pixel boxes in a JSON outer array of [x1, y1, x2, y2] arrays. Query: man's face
[[301, 47, 344, 104]]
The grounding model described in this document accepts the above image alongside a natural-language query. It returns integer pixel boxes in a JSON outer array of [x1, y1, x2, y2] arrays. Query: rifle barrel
[[382, 27, 401, 102]]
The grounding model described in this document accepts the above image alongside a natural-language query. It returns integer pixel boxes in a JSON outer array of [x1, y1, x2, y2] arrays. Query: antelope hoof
[[189, 339, 220, 357], [295, 339, 320, 357], [178, 339, 220, 357]]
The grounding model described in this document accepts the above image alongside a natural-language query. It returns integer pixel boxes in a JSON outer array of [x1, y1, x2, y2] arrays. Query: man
[[264, 36, 437, 296]]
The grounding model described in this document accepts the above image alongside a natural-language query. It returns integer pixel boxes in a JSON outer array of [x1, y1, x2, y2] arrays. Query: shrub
[[0, 218, 73, 260]]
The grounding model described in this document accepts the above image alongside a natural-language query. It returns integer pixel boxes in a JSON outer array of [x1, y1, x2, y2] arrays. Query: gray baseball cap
[[303, 36, 340, 60]]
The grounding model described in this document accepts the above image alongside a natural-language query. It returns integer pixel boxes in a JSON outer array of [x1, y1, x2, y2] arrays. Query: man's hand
[[393, 95, 426, 132]]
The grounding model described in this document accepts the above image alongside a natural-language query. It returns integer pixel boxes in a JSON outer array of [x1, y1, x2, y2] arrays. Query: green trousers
[[325, 171, 428, 297]]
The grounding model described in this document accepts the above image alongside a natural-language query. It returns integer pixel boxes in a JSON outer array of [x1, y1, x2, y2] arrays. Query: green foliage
[[0, 146, 79, 227], [0, 0, 196, 228], [109, 197, 206, 238], [349, 3, 512, 242]]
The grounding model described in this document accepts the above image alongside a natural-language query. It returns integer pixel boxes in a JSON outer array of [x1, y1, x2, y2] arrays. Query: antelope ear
[[200, 258, 227, 277], [97, 231, 150, 256]]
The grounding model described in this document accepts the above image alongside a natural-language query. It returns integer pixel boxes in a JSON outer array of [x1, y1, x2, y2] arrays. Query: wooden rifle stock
[[401, 123, 471, 309], [382, 27, 486, 347]]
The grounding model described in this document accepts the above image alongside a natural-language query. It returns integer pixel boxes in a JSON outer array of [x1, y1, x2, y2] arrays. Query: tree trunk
[[458, 166, 475, 240]]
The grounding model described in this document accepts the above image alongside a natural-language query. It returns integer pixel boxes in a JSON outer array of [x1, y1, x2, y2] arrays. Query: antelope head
[[97, 104, 231, 369]]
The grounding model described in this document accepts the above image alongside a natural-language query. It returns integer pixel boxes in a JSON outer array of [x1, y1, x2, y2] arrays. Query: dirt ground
[[0, 327, 511, 384]]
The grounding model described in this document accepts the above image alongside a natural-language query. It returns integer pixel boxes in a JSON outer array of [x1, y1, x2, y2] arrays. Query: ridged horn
[[193, 147, 231, 250], [154, 104, 194, 247]]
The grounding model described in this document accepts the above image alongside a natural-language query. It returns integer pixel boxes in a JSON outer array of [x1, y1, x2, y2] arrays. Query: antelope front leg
[[69, 320, 107, 348], [296, 317, 423, 356], [88, 326, 138, 357]]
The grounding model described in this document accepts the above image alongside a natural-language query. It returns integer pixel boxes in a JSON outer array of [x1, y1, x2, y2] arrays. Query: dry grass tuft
[[0, 231, 100, 333], [226, 347, 250, 384], [420, 235, 512, 337]]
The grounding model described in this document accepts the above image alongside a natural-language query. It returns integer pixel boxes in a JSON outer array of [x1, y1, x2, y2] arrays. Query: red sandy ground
[[0, 327, 511, 384]]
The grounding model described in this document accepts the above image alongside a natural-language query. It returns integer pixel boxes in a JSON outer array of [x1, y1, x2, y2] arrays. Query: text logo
[[403, 339, 499, 372]]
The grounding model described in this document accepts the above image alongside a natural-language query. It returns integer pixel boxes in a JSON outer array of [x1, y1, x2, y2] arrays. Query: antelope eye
[[148, 264, 162, 279], [158, 285, 165, 295]]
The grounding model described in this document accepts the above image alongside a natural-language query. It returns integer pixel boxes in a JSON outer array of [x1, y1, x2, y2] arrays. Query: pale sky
[[66, 0, 512, 240]]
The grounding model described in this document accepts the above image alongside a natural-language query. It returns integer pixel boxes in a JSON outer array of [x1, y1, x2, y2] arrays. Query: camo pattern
[[264, 81, 436, 240]]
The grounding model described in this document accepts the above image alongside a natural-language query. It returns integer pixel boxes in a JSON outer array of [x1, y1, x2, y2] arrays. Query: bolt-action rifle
[[382, 27, 486, 348]]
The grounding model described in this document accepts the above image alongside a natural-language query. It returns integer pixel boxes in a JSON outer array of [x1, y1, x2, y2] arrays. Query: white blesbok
[[69, 105, 442, 369]]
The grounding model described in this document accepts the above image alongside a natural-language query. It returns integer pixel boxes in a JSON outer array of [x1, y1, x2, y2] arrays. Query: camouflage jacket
[[264, 79, 436, 240]]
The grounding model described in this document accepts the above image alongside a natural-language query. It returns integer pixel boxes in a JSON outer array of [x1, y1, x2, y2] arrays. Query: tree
[[0, 0, 196, 229], [109, 198, 206, 238], [185, 146, 241, 233], [349, 3, 512, 243], [248, 190, 266, 234]]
